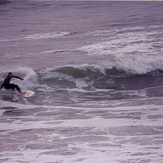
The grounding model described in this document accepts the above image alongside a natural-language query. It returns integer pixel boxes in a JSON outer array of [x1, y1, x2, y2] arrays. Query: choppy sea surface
[[1, 1, 163, 163]]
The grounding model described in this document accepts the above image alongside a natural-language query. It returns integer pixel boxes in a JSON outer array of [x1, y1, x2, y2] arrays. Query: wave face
[[38, 59, 163, 92]]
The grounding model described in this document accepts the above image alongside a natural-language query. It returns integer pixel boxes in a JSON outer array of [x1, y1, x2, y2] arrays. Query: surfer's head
[[8, 72, 13, 78]]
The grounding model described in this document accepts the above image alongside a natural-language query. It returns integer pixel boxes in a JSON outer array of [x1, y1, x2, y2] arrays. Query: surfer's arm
[[0, 83, 4, 89], [13, 76, 24, 80]]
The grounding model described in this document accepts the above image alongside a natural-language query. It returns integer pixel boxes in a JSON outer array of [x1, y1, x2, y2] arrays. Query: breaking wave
[[1, 53, 163, 93], [39, 58, 163, 91]]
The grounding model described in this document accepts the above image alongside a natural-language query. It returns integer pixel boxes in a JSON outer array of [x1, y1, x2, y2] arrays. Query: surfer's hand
[[21, 78, 24, 80], [0, 88, 2, 90]]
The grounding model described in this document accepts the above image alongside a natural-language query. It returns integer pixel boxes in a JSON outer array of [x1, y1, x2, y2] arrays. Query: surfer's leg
[[4, 84, 21, 93], [4, 84, 14, 90], [10, 84, 15, 91], [15, 85, 21, 93], [8, 84, 21, 93]]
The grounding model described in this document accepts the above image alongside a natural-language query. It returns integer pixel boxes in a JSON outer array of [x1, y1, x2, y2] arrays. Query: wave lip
[[102, 54, 163, 75]]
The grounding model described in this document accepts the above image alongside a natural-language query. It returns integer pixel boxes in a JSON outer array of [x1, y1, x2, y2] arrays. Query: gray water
[[1, 1, 163, 163]]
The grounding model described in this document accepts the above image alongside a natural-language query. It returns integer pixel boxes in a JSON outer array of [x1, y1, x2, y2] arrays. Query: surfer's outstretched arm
[[13, 76, 24, 81], [0, 82, 5, 90], [0, 84, 4, 90]]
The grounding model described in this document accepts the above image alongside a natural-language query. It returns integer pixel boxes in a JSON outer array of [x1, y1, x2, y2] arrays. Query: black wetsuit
[[1, 75, 22, 93]]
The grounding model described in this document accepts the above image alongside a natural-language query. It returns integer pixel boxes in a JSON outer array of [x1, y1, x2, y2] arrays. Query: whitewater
[[1, 1, 163, 163]]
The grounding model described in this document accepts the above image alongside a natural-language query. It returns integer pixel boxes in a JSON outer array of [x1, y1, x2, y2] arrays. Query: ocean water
[[1, 1, 163, 163]]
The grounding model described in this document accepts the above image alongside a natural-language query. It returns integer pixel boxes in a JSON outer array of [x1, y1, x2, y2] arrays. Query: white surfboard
[[21, 90, 35, 97]]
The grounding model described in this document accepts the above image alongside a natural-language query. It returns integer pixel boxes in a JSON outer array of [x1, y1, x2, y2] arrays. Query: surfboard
[[21, 90, 35, 97]]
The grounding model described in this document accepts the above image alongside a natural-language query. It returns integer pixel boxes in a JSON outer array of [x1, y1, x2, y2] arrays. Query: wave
[[42, 65, 163, 78], [39, 60, 163, 91], [0, 31, 70, 43], [1, 55, 163, 94], [1, 65, 163, 107], [103, 54, 163, 74], [23, 31, 70, 40], [40, 52, 163, 79]]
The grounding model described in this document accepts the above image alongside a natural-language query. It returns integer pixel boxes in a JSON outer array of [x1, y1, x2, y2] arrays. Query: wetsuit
[[0, 75, 22, 93]]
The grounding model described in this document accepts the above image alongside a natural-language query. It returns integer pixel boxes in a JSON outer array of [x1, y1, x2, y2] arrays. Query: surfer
[[0, 72, 24, 93]]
